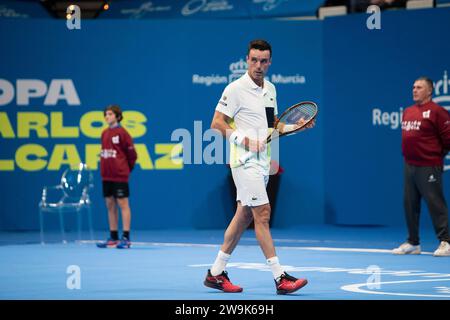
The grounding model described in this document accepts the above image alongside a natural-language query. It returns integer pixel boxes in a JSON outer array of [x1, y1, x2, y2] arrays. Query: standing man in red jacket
[[393, 77, 450, 257], [97, 105, 137, 249]]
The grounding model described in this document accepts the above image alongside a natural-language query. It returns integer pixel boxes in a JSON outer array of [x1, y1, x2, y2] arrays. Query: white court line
[[341, 278, 450, 298], [285, 246, 435, 255], [242, 237, 322, 244], [77, 240, 433, 255]]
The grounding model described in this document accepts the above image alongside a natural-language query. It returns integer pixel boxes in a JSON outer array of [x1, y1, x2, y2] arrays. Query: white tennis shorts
[[231, 165, 269, 207]]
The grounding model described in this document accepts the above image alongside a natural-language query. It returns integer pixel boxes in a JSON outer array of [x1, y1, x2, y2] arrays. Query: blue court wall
[[1, 7, 450, 231], [0, 19, 323, 231], [323, 7, 450, 226]]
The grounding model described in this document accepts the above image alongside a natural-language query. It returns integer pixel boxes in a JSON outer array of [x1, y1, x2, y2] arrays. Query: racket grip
[[238, 151, 253, 165]]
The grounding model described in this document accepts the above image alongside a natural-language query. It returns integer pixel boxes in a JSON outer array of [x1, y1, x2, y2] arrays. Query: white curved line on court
[[341, 278, 450, 298]]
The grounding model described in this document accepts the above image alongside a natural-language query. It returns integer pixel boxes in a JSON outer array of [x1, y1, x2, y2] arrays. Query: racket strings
[[282, 103, 317, 124], [271, 101, 318, 140]]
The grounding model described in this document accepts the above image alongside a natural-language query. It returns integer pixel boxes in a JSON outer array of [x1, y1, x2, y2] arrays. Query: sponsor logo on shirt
[[401, 120, 421, 131], [422, 110, 431, 119], [112, 135, 120, 144], [100, 149, 117, 159]]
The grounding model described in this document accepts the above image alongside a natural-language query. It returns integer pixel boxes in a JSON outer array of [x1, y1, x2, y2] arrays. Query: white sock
[[267, 256, 284, 280], [210, 250, 231, 276]]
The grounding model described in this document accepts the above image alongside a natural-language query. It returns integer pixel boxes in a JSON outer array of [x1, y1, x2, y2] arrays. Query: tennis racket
[[238, 101, 318, 164]]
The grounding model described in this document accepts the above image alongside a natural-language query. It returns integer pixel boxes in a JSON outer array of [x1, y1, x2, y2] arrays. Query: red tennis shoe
[[204, 269, 243, 293], [275, 272, 308, 294]]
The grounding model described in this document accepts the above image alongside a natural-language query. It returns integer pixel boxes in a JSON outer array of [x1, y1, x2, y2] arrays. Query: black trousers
[[404, 163, 450, 245]]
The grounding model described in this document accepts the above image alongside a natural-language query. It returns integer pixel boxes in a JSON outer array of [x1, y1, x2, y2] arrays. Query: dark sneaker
[[204, 269, 243, 293], [96, 238, 119, 248], [275, 272, 308, 295], [116, 237, 131, 249]]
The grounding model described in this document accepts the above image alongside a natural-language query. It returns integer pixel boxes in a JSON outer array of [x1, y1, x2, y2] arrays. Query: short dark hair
[[247, 39, 272, 57], [104, 104, 123, 122], [415, 76, 434, 92]]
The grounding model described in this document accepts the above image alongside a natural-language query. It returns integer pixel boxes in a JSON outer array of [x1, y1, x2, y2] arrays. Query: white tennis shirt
[[215, 72, 278, 173]]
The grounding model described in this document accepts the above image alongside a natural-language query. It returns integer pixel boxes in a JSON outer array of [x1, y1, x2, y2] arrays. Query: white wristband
[[230, 131, 245, 146]]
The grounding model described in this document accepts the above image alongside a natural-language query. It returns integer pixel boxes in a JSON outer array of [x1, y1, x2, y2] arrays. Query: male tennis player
[[204, 40, 314, 294], [97, 105, 137, 249], [393, 77, 450, 257]]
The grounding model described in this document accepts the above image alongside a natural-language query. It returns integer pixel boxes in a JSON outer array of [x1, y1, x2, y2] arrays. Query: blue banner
[[323, 8, 450, 226], [2, 6, 449, 231], [0, 18, 323, 230]]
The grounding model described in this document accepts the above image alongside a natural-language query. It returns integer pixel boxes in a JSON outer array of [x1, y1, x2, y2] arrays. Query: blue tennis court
[[1, 225, 449, 300], [2, 1, 450, 308]]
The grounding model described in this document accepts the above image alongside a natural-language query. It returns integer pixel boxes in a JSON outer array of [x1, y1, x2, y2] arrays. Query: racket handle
[[238, 151, 253, 165]]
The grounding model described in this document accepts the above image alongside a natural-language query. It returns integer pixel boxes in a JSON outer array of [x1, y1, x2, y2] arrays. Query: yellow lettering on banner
[[0, 113, 15, 138], [80, 111, 107, 138], [51, 112, 79, 138], [0, 160, 14, 171], [134, 144, 154, 169], [155, 143, 183, 169], [122, 111, 147, 138], [15, 144, 48, 171], [85, 144, 101, 170], [47, 144, 81, 171], [17, 112, 49, 138]]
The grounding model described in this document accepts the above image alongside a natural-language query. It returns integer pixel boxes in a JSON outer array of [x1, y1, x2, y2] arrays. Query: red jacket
[[100, 126, 137, 182], [402, 101, 450, 166]]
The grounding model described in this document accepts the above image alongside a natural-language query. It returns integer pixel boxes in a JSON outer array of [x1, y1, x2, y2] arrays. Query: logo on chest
[[422, 110, 431, 119], [112, 135, 120, 144], [402, 120, 421, 131]]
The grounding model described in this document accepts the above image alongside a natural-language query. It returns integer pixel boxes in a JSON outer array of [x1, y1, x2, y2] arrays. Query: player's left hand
[[296, 118, 315, 129]]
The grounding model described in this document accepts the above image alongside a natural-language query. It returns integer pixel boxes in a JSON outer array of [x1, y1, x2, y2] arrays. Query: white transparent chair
[[39, 163, 94, 244]]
